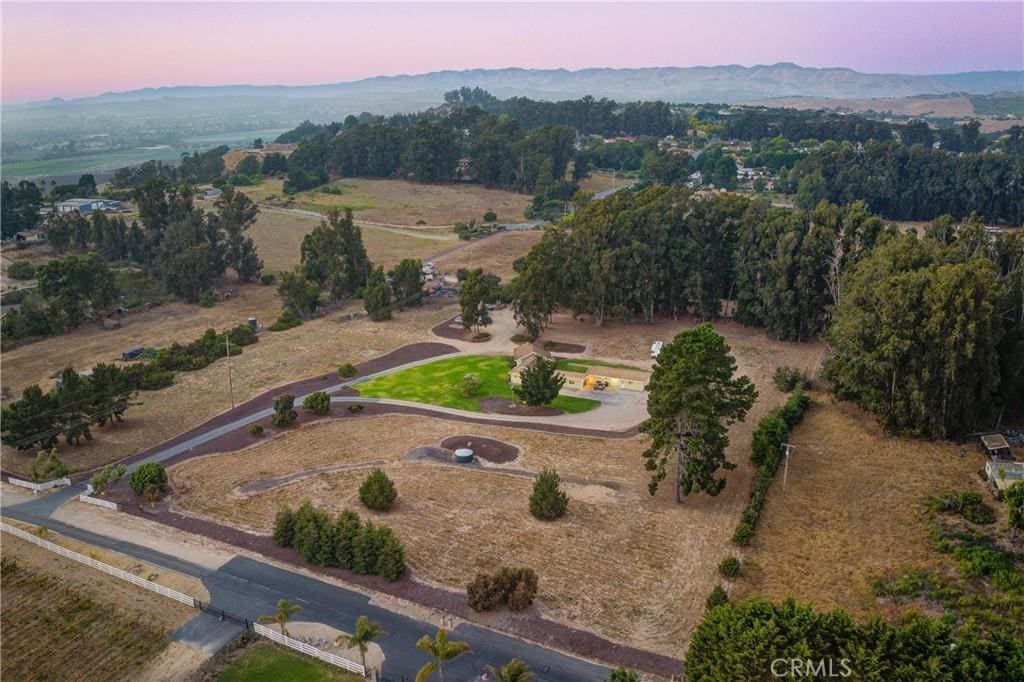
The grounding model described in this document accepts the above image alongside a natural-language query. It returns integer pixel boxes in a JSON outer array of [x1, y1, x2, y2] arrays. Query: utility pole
[[226, 335, 235, 410], [782, 443, 793, 490]]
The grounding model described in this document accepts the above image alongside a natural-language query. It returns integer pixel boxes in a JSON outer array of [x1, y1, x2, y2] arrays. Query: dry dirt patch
[[733, 397, 983, 618], [433, 230, 543, 280]]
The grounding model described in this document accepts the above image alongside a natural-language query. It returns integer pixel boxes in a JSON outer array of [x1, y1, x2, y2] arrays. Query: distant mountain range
[[28, 63, 1024, 107]]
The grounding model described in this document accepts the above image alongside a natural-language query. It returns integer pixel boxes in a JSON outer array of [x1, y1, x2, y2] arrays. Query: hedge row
[[273, 501, 406, 581], [124, 324, 258, 391], [732, 391, 810, 546]]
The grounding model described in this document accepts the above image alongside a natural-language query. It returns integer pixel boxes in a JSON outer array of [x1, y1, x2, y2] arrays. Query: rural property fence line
[[78, 484, 121, 511], [1, 522, 367, 677], [1, 522, 195, 606], [254, 622, 366, 676], [7, 476, 71, 492]]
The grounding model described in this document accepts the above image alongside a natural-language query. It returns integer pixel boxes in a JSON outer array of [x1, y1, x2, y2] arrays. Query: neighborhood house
[[509, 342, 650, 393]]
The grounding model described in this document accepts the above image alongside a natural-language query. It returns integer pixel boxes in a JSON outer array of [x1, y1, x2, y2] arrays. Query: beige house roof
[[513, 342, 551, 362], [981, 433, 1011, 452]]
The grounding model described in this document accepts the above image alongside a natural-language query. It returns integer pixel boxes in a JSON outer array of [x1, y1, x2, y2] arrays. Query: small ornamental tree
[[375, 527, 407, 581], [334, 510, 362, 569], [303, 391, 330, 415], [272, 394, 298, 426], [130, 462, 168, 496], [459, 372, 481, 398], [529, 469, 568, 520], [483, 209, 498, 223], [359, 468, 397, 511], [28, 448, 68, 483], [337, 363, 357, 379], [352, 522, 380, 574], [272, 506, 296, 547], [90, 464, 125, 494], [513, 357, 565, 407], [705, 584, 729, 610]]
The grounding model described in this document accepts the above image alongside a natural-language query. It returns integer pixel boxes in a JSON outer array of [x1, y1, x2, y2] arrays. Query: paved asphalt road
[[2, 497, 609, 681]]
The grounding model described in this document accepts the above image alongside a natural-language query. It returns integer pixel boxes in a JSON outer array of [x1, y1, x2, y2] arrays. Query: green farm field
[[356, 354, 599, 413]]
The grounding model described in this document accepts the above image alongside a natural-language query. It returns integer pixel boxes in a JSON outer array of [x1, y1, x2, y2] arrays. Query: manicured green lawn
[[357, 355, 599, 413], [218, 643, 360, 682]]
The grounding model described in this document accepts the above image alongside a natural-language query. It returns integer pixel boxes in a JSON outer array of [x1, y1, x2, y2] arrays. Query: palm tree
[[414, 628, 471, 682], [485, 659, 533, 681], [257, 598, 302, 637], [336, 615, 385, 672]]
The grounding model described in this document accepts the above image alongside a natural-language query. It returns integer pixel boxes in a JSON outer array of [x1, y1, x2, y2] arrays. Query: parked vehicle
[[650, 341, 663, 359]]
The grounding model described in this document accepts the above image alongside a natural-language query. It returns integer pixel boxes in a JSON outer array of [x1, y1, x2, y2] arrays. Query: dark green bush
[[529, 468, 569, 520], [337, 362, 357, 379], [772, 366, 809, 392], [272, 507, 296, 546], [130, 462, 168, 496], [302, 391, 331, 415], [271, 394, 298, 427], [719, 556, 742, 578], [248, 424, 264, 437], [198, 290, 215, 307], [260, 273, 276, 285], [7, 260, 35, 280], [359, 468, 397, 511], [269, 308, 302, 331], [926, 491, 996, 525], [705, 585, 729, 610]]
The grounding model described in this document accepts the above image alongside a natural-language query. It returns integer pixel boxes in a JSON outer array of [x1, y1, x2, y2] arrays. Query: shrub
[[130, 462, 168, 496], [608, 668, 640, 682], [529, 469, 568, 520], [269, 308, 302, 331], [458, 372, 482, 398], [467, 566, 539, 612], [375, 527, 407, 581], [248, 424, 264, 437], [706, 584, 729, 610], [731, 522, 754, 546], [272, 507, 296, 546], [750, 412, 787, 466], [7, 260, 35, 280], [483, 209, 497, 223], [352, 522, 380, 574], [926, 491, 996, 525], [347, 403, 365, 414], [260, 273, 277, 285], [28, 448, 68, 483], [138, 368, 174, 390], [226, 324, 258, 347], [772, 366, 809, 392], [337, 362, 357, 379], [359, 468, 397, 511], [303, 391, 331, 415], [293, 501, 333, 564], [719, 556, 742, 578], [334, 510, 361, 569], [90, 464, 125, 494], [271, 394, 298, 427]]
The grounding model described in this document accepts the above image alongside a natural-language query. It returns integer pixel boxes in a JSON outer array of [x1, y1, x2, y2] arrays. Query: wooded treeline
[[510, 187, 1024, 436]]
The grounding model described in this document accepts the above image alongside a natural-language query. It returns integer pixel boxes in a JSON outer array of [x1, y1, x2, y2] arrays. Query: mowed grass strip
[[554, 358, 647, 374], [217, 642, 361, 682], [356, 355, 598, 413]]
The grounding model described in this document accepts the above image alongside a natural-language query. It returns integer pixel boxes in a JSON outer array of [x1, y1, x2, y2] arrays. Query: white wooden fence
[[2, 521, 367, 677], [1, 522, 194, 607], [7, 476, 71, 492], [78, 485, 121, 511], [254, 622, 366, 676]]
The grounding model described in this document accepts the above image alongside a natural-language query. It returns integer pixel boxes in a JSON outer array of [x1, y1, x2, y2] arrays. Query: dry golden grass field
[[732, 397, 984, 619], [240, 178, 531, 226], [244, 207, 451, 274], [167, 318, 825, 654], [433, 230, 544, 280], [578, 171, 629, 194], [2, 301, 454, 477]]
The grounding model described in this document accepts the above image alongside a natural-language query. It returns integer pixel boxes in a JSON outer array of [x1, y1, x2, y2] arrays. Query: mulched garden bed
[[440, 435, 520, 463], [430, 317, 471, 340], [478, 397, 563, 417]]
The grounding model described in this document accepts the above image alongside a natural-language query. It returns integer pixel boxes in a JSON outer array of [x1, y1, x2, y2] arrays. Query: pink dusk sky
[[3, 1, 1022, 102]]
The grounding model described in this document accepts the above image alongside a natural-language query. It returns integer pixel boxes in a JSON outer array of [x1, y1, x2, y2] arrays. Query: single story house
[[203, 188, 223, 200], [984, 460, 1024, 494], [56, 198, 118, 214], [509, 342, 650, 393]]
